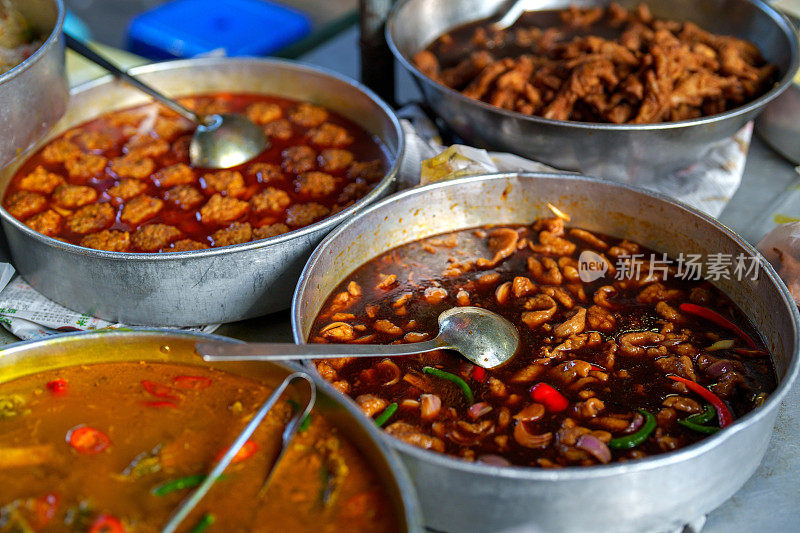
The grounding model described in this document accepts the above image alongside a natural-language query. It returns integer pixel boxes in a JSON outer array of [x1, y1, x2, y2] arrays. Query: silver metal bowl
[[0, 329, 423, 532], [0, 0, 68, 168], [387, 0, 800, 182], [0, 57, 404, 326], [291, 172, 800, 533]]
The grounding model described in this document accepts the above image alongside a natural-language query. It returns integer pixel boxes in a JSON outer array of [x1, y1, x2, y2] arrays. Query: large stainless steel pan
[[0, 0, 68, 168], [292, 173, 800, 533], [0, 329, 423, 532], [0, 57, 404, 326], [387, 0, 799, 183]]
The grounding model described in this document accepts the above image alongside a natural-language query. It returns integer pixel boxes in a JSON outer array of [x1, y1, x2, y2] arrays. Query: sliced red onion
[[513, 421, 552, 449], [623, 412, 644, 434], [420, 394, 442, 421], [467, 402, 493, 420], [706, 359, 739, 378], [576, 434, 612, 464], [477, 454, 512, 467], [376, 358, 401, 386]]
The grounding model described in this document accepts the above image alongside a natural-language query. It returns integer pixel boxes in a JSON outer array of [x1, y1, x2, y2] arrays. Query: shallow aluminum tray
[[0, 0, 68, 168], [0, 329, 423, 532], [292, 172, 800, 533], [387, 0, 799, 182], [0, 57, 404, 326]]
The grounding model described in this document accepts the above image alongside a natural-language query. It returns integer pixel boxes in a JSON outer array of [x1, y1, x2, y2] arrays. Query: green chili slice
[[152, 474, 226, 497], [678, 419, 720, 434], [686, 404, 716, 425], [422, 366, 474, 403], [374, 402, 398, 427], [608, 410, 656, 450], [189, 513, 215, 533], [288, 399, 312, 432]]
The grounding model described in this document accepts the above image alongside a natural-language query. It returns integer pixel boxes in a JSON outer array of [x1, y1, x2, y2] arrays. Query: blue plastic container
[[126, 0, 312, 60]]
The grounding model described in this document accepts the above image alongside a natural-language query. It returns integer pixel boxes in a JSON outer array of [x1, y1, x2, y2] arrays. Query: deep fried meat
[[67, 203, 115, 234], [164, 185, 204, 211], [296, 171, 336, 197], [80, 229, 130, 252], [120, 195, 163, 225], [200, 194, 250, 225], [53, 184, 98, 208], [288, 102, 329, 127], [202, 170, 246, 197], [107, 179, 148, 201], [153, 163, 195, 187], [251, 187, 291, 214], [18, 166, 64, 194], [25, 210, 62, 237], [252, 223, 290, 240], [285, 202, 329, 227], [211, 222, 252, 247], [132, 223, 182, 252], [5, 191, 47, 219], [64, 152, 107, 181]]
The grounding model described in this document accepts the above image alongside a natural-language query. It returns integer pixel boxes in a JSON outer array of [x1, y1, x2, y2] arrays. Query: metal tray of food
[[291, 172, 800, 533], [0, 329, 423, 531], [386, 0, 799, 182], [0, 57, 404, 326]]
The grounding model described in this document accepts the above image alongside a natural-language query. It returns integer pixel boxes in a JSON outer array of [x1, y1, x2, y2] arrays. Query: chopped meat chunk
[[202, 170, 246, 197], [164, 185, 204, 211], [132, 223, 182, 252], [319, 149, 354, 172], [246, 102, 283, 124], [74, 130, 115, 151], [296, 171, 336, 197], [64, 152, 107, 181], [124, 136, 169, 158], [251, 187, 290, 215], [107, 179, 148, 201], [307, 123, 354, 147], [288, 102, 329, 127], [41, 139, 81, 164], [263, 119, 293, 141], [80, 230, 131, 252], [18, 166, 64, 194], [25, 210, 62, 237], [337, 180, 370, 204], [248, 163, 285, 183], [347, 160, 384, 182], [52, 184, 98, 208], [282, 146, 317, 174], [110, 153, 155, 179], [153, 117, 190, 140], [200, 194, 250, 225], [67, 203, 115, 234], [5, 191, 47, 219], [168, 239, 210, 252], [211, 222, 252, 247], [252, 223, 290, 240], [120, 195, 163, 225], [153, 163, 195, 187], [285, 202, 329, 227]]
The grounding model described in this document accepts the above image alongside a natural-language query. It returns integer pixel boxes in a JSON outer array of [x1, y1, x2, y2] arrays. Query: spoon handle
[[492, 0, 530, 30], [196, 339, 446, 362], [64, 33, 200, 123]]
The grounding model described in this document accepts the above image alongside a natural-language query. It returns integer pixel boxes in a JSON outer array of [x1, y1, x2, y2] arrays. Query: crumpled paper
[[396, 104, 752, 218]]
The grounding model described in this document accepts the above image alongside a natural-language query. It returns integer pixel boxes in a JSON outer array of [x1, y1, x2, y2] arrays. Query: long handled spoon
[[197, 307, 520, 369], [64, 33, 268, 169]]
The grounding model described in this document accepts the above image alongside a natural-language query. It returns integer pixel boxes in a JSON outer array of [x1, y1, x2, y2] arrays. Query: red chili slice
[[46, 379, 68, 396], [678, 303, 758, 349], [216, 440, 258, 464], [141, 380, 180, 400], [89, 514, 125, 533], [529, 383, 569, 412], [33, 492, 59, 529], [172, 375, 212, 390], [141, 400, 179, 409], [667, 375, 734, 428], [67, 425, 111, 454], [471, 366, 486, 382]]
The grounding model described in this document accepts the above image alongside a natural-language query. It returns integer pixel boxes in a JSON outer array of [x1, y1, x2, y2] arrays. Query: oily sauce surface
[[0, 362, 397, 532], [309, 222, 776, 467]]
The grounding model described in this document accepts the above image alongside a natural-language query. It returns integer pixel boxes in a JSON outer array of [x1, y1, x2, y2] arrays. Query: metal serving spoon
[[197, 307, 520, 369], [491, 0, 531, 31], [161, 371, 315, 533], [64, 33, 268, 169]]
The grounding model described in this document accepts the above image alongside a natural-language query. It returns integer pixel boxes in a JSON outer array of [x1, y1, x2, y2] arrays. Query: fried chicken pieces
[[414, 3, 776, 123]]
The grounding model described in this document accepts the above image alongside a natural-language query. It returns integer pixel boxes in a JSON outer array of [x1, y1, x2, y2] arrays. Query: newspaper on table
[[0, 106, 754, 340], [0, 270, 218, 340]]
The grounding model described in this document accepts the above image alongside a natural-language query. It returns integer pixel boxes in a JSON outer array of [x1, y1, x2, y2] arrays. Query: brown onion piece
[[477, 454, 512, 467], [420, 394, 442, 421], [513, 421, 552, 448], [375, 358, 401, 386], [467, 402, 493, 420]]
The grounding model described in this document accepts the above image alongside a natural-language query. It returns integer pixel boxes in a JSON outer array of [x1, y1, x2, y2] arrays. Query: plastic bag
[[756, 222, 800, 304]]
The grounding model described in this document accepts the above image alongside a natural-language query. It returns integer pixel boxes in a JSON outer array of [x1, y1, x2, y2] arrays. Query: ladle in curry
[[161, 371, 315, 533], [491, 0, 531, 31], [197, 307, 520, 369], [64, 33, 268, 169]]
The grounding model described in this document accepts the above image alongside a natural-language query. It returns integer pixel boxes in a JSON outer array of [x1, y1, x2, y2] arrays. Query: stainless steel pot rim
[[0, 328, 424, 531], [0, 0, 64, 85], [386, 0, 800, 132], [0, 57, 405, 262], [291, 171, 800, 480]]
